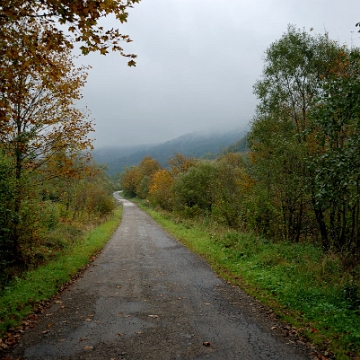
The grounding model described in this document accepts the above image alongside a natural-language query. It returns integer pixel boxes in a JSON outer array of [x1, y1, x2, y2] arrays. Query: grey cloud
[[76, 0, 360, 148]]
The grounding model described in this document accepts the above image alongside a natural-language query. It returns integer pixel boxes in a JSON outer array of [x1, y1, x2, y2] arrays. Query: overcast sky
[[76, 0, 360, 149]]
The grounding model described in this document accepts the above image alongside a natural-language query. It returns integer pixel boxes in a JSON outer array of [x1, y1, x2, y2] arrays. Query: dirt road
[[5, 195, 311, 359]]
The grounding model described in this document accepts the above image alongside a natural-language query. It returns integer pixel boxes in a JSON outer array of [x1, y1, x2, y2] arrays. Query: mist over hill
[[92, 128, 246, 175]]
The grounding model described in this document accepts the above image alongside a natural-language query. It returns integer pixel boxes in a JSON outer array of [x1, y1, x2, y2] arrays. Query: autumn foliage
[[0, 0, 136, 282], [148, 169, 173, 210], [120, 153, 250, 228], [0, 0, 140, 63]]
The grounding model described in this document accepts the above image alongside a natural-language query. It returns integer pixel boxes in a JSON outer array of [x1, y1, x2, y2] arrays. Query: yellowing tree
[[0, 18, 94, 259], [120, 166, 140, 198], [149, 169, 174, 210], [1, 20, 93, 179], [0, 0, 140, 63], [168, 153, 197, 176], [136, 156, 161, 198]]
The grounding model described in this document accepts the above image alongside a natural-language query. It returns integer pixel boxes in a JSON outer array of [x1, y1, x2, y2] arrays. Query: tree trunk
[[312, 195, 329, 251]]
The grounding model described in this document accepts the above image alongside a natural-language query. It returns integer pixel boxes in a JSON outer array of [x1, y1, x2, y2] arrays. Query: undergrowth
[[0, 207, 122, 338]]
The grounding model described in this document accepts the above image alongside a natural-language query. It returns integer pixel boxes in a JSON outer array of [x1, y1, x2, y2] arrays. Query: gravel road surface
[[4, 194, 311, 360]]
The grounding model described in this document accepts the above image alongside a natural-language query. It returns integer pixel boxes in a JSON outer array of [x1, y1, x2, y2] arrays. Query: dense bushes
[[247, 26, 360, 256], [120, 153, 249, 229], [0, 156, 116, 286]]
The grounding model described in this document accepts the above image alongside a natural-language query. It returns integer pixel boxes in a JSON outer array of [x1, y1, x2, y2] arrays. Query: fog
[[75, 0, 360, 148]]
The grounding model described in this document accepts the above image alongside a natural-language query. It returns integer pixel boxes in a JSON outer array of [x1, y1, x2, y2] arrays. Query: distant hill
[[92, 128, 246, 175], [91, 144, 152, 166], [222, 136, 248, 154]]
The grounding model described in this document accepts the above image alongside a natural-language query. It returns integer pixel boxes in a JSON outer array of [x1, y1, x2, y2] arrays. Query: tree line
[[121, 26, 360, 265], [0, 0, 139, 283]]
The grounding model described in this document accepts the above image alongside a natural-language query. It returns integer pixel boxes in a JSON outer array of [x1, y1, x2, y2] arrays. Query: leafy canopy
[[0, 0, 140, 64]]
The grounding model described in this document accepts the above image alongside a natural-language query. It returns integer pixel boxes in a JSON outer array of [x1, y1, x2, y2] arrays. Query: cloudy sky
[[76, 0, 360, 148]]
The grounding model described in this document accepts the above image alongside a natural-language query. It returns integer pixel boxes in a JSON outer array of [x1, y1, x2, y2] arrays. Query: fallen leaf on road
[[316, 353, 327, 360], [42, 330, 49, 334], [80, 337, 88, 341], [116, 312, 124, 317], [203, 342, 211, 347], [124, 315, 131, 318], [135, 332, 143, 334], [117, 333, 125, 337], [83, 345, 93, 351], [148, 315, 159, 318], [117, 285, 122, 288]]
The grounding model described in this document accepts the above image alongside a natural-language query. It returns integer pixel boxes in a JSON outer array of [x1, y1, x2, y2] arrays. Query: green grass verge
[[138, 203, 360, 360], [0, 207, 122, 338]]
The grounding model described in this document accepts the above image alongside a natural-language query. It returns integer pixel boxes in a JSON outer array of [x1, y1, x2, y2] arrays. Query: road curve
[[6, 194, 311, 360]]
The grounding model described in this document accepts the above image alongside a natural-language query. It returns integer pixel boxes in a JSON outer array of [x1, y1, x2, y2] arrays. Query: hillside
[[222, 136, 248, 154], [93, 128, 246, 174]]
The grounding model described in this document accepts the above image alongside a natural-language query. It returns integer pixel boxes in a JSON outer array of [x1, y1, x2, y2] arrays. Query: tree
[[120, 166, 140, 198], [135, 156, 161, 198], [172, 162, 217, 217], [0, 0, 140, 63], [168, 153, 197, 176], [0, 151, 15, 276], [69, 163, 115, 219], [308, 48, 360, 251], [247, 111, 309, 240], [148, 169, 174, 210], [248, 25, 342, 244], [0, 0, 138, 143], [1, 18, 94, 260], [212, 153, 246, 228]]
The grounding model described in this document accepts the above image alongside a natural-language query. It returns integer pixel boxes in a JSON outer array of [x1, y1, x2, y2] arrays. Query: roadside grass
[[138, 202, 360, 360], [0, 206, 122, 338]]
